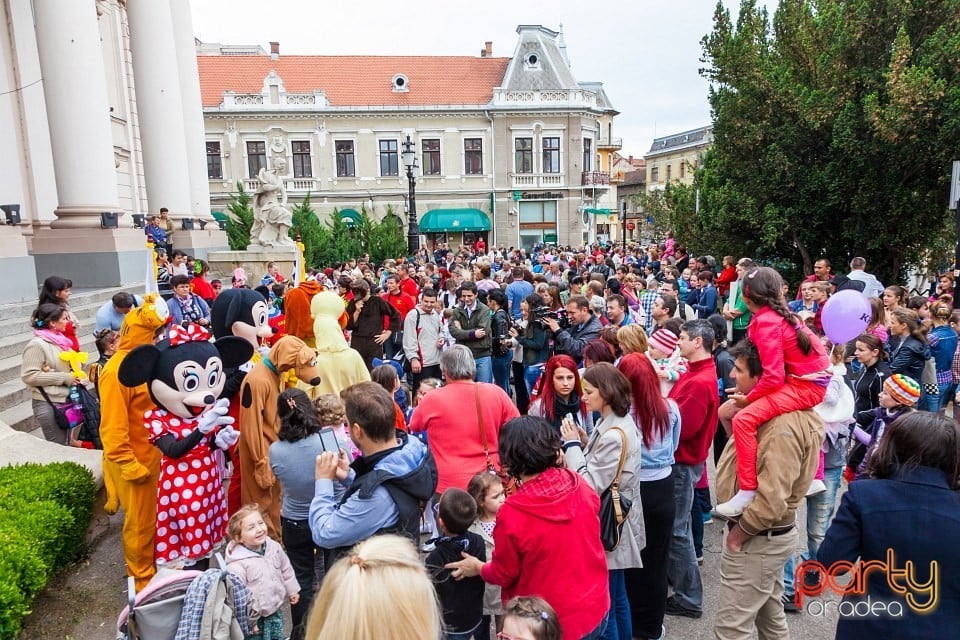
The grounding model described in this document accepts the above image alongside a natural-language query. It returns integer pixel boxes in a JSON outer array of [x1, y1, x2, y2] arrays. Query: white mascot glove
[[197, 397, 233, 434], [214, 425, 240, 450], [258, 346, 271, 360]]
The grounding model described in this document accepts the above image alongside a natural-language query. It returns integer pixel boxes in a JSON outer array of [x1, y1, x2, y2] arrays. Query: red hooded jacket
[[481, 467, 609, 639]]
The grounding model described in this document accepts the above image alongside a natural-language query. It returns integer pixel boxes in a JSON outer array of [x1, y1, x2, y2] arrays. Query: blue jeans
[[492, 352, 512, 396], [938, 381, 955, 410], [523, 364, 543, 395], [921, 389, 941, 412], [581, 617, 609, 640], [783, 465, 843, 596], [474, 356, 493, 383], [603, 570, 631, 640], [667, 463, 704, 612], [691, 486, 711, 558]]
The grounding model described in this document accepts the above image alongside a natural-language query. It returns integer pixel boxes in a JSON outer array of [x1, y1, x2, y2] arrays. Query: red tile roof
[[197, 55, 510, 108]]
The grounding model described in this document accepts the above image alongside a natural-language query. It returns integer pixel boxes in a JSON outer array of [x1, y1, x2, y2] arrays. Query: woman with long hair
[[886, 307, 929, 385], [561, 363, 644, 640], [882, 285, 908, 329], [38, 275, 79, 350], [20, 303, 87, 444], [509, 293, 551, 396], [617, 324, 649, 357], [852, 334, 891, 430], [927, 301, 957, 412], [865, 296, 888, 342], [819, 412, 960, 640], [616, 353, 681, 640], [527, 354, 593, 435], [269, 388, 328, 640]]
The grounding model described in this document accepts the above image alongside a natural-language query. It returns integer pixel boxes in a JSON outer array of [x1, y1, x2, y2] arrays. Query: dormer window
[[392, 74, 409, 93]]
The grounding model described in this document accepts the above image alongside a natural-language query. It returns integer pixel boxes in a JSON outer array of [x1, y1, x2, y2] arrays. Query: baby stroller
[[117, 554, 255, 640]]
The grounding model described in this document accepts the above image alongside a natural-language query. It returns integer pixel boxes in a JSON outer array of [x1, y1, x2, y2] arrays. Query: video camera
[[533, 306, 569, 330]]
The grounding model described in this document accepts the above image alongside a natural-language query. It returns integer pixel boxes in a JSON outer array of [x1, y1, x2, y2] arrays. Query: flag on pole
[[145, 242, 158, 295]]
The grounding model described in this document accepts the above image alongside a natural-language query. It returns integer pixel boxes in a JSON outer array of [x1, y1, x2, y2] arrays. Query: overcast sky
[[191, 0, 778, 159]]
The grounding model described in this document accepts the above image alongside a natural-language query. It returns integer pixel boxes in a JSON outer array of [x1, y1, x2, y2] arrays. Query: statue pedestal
[[207, 248, 297, 284]]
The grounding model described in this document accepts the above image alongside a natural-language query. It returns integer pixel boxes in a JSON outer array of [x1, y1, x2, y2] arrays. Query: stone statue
[[250, 159, 295, 249]]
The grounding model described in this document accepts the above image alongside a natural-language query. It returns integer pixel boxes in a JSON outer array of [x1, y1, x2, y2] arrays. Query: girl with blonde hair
[[304, 534, 442, 640], [617, 323, 649, 356]]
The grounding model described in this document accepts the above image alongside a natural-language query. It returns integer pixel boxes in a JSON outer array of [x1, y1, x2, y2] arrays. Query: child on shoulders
[[646, 328, 687, 397]]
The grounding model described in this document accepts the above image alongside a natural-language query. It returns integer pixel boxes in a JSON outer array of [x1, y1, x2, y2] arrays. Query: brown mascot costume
[[239, 335, 321, 540]]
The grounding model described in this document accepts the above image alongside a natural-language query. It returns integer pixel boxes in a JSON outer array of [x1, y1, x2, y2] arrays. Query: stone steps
[[0, 283, 143, 434]]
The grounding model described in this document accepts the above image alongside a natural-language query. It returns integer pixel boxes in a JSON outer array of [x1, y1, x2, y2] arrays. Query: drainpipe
[[485, 109, 496, 248]]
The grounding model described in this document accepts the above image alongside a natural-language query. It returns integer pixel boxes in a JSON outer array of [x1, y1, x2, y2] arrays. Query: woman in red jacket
[[446, 416, 609, 639], [714, 255, 737, 300]]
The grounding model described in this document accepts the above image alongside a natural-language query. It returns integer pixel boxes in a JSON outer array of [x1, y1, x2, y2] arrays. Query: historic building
[[645, 125, 713, 191], [198, 25, 622, 251], [0, 0, 225, 303]]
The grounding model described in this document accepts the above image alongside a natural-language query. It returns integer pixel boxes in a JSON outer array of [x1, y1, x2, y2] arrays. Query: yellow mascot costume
[[99, 294, 169, 589], [300, 290, 370, 400]]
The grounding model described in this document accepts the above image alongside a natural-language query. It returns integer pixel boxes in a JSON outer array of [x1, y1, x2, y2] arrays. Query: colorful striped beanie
[[883, 374, 921, 406]]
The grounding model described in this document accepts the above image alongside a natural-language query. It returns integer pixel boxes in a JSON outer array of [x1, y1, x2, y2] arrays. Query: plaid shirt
[[640, 290, 660, 335], [175, 569, 255, 640]]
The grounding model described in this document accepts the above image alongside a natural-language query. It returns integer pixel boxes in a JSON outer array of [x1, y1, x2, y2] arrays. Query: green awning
[[419, 208, 490, 233], [211, 210, 227, 222], [584, 207, 611, 215], [339, 208, 361, 227]]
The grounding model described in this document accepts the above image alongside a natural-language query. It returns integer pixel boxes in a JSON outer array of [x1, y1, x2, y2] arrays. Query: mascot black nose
[[271, 327, 278, 334], [203, 394, 215, 405], [308, 376, 321, 386]]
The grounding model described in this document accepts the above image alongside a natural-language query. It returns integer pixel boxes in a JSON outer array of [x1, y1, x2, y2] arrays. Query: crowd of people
[[18, 233, 960, 639]]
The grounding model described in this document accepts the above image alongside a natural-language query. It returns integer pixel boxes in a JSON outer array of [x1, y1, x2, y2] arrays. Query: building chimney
[[481, 41, 492, 58], [269, 41, 280, 60]]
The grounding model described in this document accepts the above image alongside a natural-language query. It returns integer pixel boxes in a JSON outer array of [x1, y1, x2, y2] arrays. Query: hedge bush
[[0, 462, 95, 639]]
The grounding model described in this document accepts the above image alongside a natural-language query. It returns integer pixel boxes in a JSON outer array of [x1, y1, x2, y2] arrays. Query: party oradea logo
[[795, 549, 938, 618]]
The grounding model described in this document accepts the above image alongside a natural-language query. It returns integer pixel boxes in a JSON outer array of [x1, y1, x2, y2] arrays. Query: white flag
[[145, 243, 158, 295]]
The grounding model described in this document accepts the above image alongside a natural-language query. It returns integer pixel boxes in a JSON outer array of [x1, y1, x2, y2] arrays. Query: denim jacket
[[638, 399, 682, 481]]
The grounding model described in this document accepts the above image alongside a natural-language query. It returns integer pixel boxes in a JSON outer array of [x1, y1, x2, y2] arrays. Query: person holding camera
[[509, 293, 552, 395], [541, 295, 602, 366]]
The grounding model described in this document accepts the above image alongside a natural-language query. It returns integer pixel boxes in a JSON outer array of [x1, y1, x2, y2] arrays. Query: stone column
[[32, 0, 121, 228], [170, 0, 211, 220], [126, 0, 192, 219]]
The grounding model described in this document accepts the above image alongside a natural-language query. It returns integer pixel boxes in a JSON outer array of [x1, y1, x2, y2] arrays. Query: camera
[[533, 306, 569, 330]]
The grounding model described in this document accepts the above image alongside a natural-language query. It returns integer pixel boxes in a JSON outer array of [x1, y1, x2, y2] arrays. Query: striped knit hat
[[883, 374, 921, 406], [648, 328, 679, 356]]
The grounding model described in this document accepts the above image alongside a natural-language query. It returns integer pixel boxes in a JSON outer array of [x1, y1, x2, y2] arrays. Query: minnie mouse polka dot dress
[[146, 408, 227, 564]]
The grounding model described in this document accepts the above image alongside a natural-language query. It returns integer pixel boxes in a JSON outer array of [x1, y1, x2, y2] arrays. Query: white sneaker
[[806, 479, 827, 497], [712, 489, 756, 520]]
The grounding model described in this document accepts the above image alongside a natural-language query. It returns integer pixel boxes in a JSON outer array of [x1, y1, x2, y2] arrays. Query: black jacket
[[887, 336, 928, 384], [426, 532, 486, 633], [553, 313, 602, 363], [854, 360, 891, 428]]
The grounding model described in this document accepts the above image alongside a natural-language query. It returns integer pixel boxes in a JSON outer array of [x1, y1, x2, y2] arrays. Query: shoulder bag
[[476, 383, 516, 495], [599, 426, 633, 552]]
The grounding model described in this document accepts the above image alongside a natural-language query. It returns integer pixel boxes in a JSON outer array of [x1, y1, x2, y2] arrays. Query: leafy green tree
[[639, 182, 699, 251], [367, 204, 408, 263], [289, 194, 325, 268], [324, 208, 363, 264], [698, 0, 960, 283], [225, 182, 254, 250]]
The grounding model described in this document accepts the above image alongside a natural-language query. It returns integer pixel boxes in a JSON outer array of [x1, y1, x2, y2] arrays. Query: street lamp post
[[401, 135, 419, 255], [620, 198, 628, 245]]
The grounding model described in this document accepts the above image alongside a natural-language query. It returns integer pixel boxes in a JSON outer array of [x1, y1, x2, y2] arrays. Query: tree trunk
[[791, 227, 813, 276]]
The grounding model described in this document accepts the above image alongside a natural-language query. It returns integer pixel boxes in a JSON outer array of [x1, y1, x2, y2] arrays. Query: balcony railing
[[581, 171, 611, 186], [598, 137, 623, 150], [242, 178, 318, 193], [510, 173, 565, 189]]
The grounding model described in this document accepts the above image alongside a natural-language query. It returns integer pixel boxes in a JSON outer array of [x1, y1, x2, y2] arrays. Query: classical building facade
[[0, 0, 225, 303], [645, 126, 713, 191], [199, 25, 622, 251]]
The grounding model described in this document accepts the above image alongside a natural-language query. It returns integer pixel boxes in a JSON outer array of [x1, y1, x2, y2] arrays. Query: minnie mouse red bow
[[169, 323, 211, 345]]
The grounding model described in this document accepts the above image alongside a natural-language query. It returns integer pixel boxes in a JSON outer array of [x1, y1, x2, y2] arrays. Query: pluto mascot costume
[[98, 293, 170, 588], [210, 288, 276, 514], [300, 290, 370, 400], [119, 323, 252, 567], [239, 335, 321, 539]]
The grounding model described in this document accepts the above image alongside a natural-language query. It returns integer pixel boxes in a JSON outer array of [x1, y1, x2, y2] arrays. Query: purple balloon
[[821, 289, 871, 344]]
